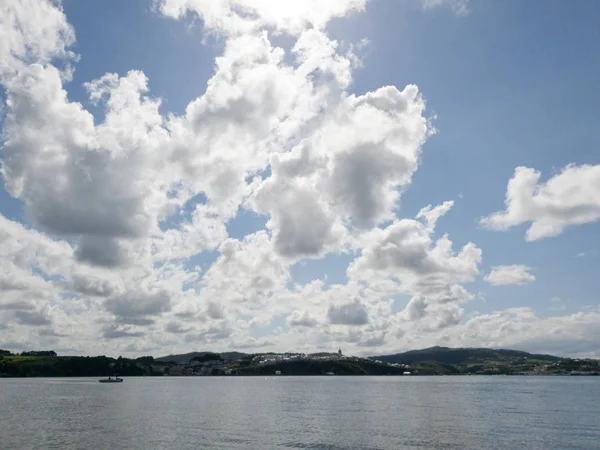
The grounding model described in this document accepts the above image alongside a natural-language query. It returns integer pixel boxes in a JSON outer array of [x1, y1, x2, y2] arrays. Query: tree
[[21, 350, 57, 357], [136, 356, 154, 365], [191, 352, 222, 363]]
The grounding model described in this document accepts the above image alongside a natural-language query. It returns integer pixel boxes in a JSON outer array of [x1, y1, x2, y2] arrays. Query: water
[[1, 376, 599, 449]]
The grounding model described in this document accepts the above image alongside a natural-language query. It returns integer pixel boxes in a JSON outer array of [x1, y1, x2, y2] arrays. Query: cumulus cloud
[[287, 310, 319, 328], [0, 0, 595, 358], [1, 66, 171, 267], [0, 214, 74, 277], [206, 302, 225, 320], [481, 164, 600, 241], [164, 321, 191, 334], [338, 201, 482, 341], [195, 231, 290, 308], [350, 202, 481, 297], [0, 301, 36, 311], [484, 265, 536, 286], [158, 0, 368, 36], [104, 290, 171, 321], [445, 308, 600, 358], [0, 0, 75, 79], [70, 273, 117, 297], [328, 299, 369, 325], [14, 309, 51, 326], [38, 328, 67, 337]]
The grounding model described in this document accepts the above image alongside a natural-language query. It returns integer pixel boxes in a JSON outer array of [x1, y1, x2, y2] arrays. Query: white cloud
[[104, 290, 171, 321], [0, 0, 75, 79], [484, 265, 536, 286], [164, 321, 192, 334], [349, 201, 481, 296], [416, 201, 454, 231], [328, 299, 369, 325], [1, 66, 173, 267], [481, 164, 600, 241], [14, 309, 51, 326], [421, 0, 470, 16], [319, 202, 482, 345], [196, 231, 290, 308], [0, 0, 597, 359], [0, 215, 73, 327], [287, 310, 319, 328], [444, 308, 600, 358], [158, 0, 368, 36], [152, 205, 229, 262], [253, 178, 345, 258]]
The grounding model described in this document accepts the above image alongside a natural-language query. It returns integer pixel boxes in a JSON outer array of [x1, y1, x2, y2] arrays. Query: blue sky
[[1, 0, 600, 357]]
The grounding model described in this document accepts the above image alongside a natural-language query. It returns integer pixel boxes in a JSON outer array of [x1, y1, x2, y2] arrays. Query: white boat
[[99, 375, 123, 383]]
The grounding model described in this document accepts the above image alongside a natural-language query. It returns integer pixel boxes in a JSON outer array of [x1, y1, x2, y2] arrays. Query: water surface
[[1, 376, 599, 449]]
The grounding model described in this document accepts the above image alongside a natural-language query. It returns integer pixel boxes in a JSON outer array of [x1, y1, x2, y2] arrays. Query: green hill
[[0, 355, 157, 377], [155, 351, 247, 364], [371, 346, 561, 366]]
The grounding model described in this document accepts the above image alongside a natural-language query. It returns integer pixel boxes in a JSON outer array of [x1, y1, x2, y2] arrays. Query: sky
[[1, 0, 600, 358]]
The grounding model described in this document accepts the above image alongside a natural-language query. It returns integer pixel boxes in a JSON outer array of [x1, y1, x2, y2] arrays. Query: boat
[[99, 375, 123, 383]]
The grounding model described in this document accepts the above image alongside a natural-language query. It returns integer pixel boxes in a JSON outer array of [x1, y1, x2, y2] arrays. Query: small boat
[[99, 375, 123, 383]]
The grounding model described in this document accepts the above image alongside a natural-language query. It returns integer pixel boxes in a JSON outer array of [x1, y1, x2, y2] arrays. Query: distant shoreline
[[3, 347, 599, 378], [2, 373, 599, 379]]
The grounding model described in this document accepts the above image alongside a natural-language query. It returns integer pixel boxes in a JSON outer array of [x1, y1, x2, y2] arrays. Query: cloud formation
[[328, 299, 370, 325], [0, 0, 75, 78], [484, 265, 536, 286], [481, 165, 600, 241], [0, 0, 597, 359]]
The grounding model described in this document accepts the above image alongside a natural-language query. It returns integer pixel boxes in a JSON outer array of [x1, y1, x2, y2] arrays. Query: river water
[[1, 376, 599, 449]]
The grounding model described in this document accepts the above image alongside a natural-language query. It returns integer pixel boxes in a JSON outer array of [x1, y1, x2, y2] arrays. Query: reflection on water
[[1, 376, 599, 449]]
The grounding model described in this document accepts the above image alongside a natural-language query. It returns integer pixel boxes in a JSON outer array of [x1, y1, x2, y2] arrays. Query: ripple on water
[[1, 377, 599, 450]]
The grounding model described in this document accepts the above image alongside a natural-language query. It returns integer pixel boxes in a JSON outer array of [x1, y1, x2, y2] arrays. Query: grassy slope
[[371, 346, 561, 366]]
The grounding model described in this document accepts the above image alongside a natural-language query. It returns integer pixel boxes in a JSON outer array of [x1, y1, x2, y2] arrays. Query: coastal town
[[2, 347, 600, 377], [157, 350, 600, 377], [156, 349, 414, 376]]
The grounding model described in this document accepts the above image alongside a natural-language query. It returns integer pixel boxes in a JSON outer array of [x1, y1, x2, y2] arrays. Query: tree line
[[0, 350, 57, 357]]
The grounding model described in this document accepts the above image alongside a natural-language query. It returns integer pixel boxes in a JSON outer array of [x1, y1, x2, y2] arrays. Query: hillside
[[156, 351, 247, 364], [0, 355, 159, 377], [233, 358, 411, 376], [371, 346, 561, 366], [3, 347, 596, 377]]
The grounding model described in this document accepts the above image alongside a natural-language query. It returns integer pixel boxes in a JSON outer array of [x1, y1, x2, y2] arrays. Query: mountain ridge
[[369, 346, 562, 365], [155, 346, 564, 366]]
